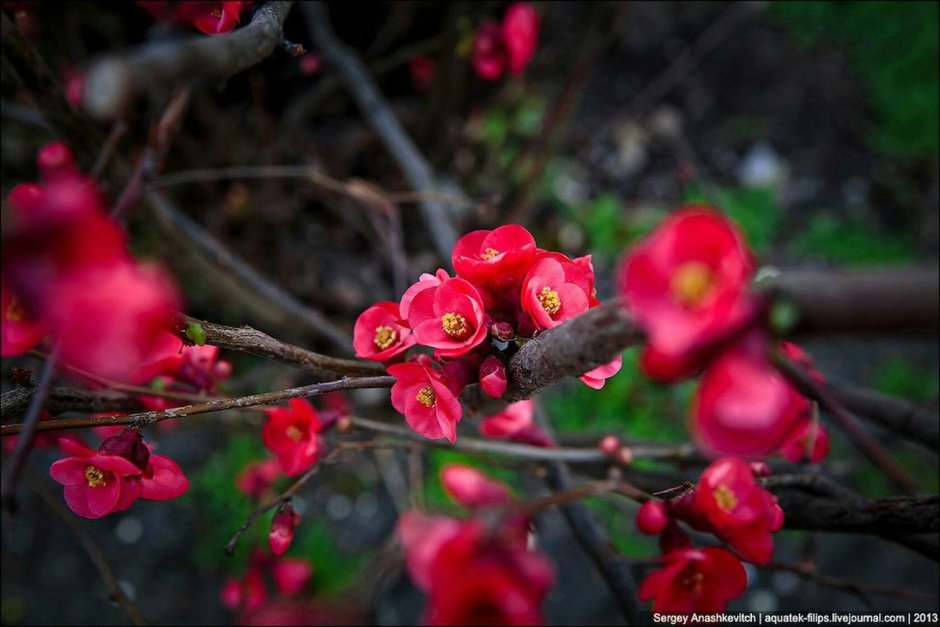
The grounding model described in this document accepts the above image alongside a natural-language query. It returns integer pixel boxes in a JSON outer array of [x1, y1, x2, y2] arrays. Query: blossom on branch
[[262, 398, 325, 477]]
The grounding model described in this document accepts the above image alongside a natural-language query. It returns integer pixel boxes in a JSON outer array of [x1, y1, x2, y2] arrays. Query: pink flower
[[636, 501, 670, 535], [49, 443, 143, 519], [352, 301, 414, 362], [639, 547, 747, 613], [133, 331, 232, 393], [471, 21, 505, 81], [502, 3, 539, 75], [140, 452, 189, 501], [579, 354, 623, 389], [451, 224, 536, 289], [262, 398, 324, 477], [1, 279, 44, 356], [270, 558, 312, 596], [397, 512, 463, 591], [692, 334, 807, 457], [521, 254, 593, 331], [440, 465, 511, 509], [779, 419, 830, 463], [191, 1, 249, 35], [639, 345, 703, 384], [405, 275, 488, 359], [221, 568, 267, 614], [387, 361, 462, 442], [269, 501, 301, 556], [478, 355, 508, 398], [479, 400, 553, 448], [620, 207, 756, 376]]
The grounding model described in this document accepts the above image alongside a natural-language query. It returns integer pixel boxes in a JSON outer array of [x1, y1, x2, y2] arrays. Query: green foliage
[[872, 358, 939, 403], [771, 1, 939, 160], [790, 214, 914, 265], [291, 519, 365, 596], [545, 347, 690, 443]]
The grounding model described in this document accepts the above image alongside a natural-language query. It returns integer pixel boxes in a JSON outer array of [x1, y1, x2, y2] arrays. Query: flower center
[[84, 466, 107, 488], [416, 385, 436, 408], [480, 247, 500, 260], [5, 296, 25, 322], [538, 286, 561, 315], [713, 484, 738, 513], [441, 312, 471, 340], [681, 571, 705, 594], [373, 325, 397, 350], [286, 425, 303, 442], [211, 6, 223, 18], [671, 261, 715, 308]]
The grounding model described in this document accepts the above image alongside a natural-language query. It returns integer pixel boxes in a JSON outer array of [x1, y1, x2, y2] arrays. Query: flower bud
[[636, 501, 669, 535], [748, 461, 772, 477], [598, 435, 620, 456], [490, 321, 515, 342], [269, 501, 301, 556], [479, 356, 508, 399], [37, 141, 76, 180], [98, 428, 149, 471]]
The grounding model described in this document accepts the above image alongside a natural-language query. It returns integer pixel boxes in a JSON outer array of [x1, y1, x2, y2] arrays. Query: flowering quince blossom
[[221, 550, 312, 615], [692, 333, 808, 457], [478, 355, 508, 398], [479, 400, 553, 448], [451, 224, 536, 291], [619, 207, 756, 377], [521, 253, 594, 330], [471, 3, 539, 82], [352, 301, 414, 362], [636, 500, 670, 535], [672, 457, 784, 564], [779, 418, 830, 463], [262, 398, 325, 476], [269, 501, 301, 556], [49, 429, 188, 519], [1, 279, 44, 356], [405, 274, 488, 359], [579, 354, 623, 390], [133, 331, 232, 394], [138, 1, 252, 36], [397, 468, 554, 625], [387, 360, 462, 443], [639, 547, 747, 613]]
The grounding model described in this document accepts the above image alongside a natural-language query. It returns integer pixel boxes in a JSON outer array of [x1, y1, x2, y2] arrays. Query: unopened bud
[[636, 500, 670, 535], [749, 461, 772, 477], [269, 501, 301, 556], [489, 321, 515, 342], [598, 435, 620, 456], [98, 428, 149, 471], [336, 415, 353, 433]]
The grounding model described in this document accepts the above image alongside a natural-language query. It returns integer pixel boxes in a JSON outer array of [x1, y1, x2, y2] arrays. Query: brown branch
[[144, 189, 353, 353], [829, 381, 939, 453], [302, 1, 460, 263], [25, 472, 148, 625], [81, 2, 295, 120], [1, 387, 143, 421], [172, 313, 384, 378], [764, 561, 937, 601], [774, 493, 938, 535], [0, 377, 395, 436]]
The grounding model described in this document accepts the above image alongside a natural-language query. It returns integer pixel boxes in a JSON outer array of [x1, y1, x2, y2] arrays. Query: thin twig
[[303, 2, 460, 264], [25, 472, 148, 625], [0, 377, 396, 436], [764, 561, 937, 601], [774, 353, 919, 495], [829, 381, 938, 454]]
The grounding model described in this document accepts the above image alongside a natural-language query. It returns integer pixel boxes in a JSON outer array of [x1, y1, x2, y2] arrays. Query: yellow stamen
[[416, 386, 436, 408], [441, 312, 471, 340], [713, 484, 738, 513], [682, 571, 704, 594], [373, 325, 397, 350], [85, 466, 107, 488], [286, 425, 303, 442], [538, 286, 561, 315], [671, 261, 715, 308], [480, 247, 500, 260], [5, 296, 25, 322]]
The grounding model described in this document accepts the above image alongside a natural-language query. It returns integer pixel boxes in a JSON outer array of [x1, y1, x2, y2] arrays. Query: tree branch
[[302, 1, 459, 263], [1, 387, 143, 421], [82, 2, 295, 120], [829, 381, 939, 453], [172, 313, 384, 378]]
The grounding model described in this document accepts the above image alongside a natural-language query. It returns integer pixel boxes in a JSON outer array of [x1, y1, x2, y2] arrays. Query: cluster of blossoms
[[619, 206, 829, 462], [48, 429, 188, 519], [220, 548, 312, 617], [354, 224, 620, 443], [470, 2, 539, 82], [137, 1, 252, 36], [398, 465, 555, 625], [1, 141, 181, 380], [636, 457, 784, 612]]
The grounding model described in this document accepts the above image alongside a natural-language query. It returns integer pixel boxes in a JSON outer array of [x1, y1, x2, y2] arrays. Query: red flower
[[692, 334, 807, 457], [502, 3, 539, 75], [269, 502, 301, 556], [521, 254, 593, 331], [270, 558, 312, 596], [133, 331, 232, 393], [680, 457, 784, 564], [478, 355, 508, 398], [639, 547, 747, 613], [397, 512, 462, 591], [140, 452, 190, 501], [471, 21, 505, 81], [479, 400, 553, 447], [262, 398, 324, 477], [639, 345, 703, 384], [49, 443, 143, 519], [1, 279, 44, 356], [387, 360, 462, 442], [406, 275, 488, 359], [237, 458, 281, 500], [579, 354, 623, 389], [191, 1, 249, 35], [451, 224, 536, 289], [399, 269, 448, 321], [440, 464, 511, 509], [779, 419, 830, 464], [221, 568, 267, 614], [620, 207, 756, 375], [352, 301, 414, 362], [636, 501, 670, 535]]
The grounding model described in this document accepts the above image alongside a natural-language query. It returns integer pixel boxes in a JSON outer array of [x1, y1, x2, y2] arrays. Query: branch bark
[[829, 381, 939, 453], [82, 2, 295, 120], [1, 387, 143, 421]]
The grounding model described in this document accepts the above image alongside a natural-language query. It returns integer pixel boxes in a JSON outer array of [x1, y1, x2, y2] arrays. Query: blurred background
[[2, 1, 938, 624]]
